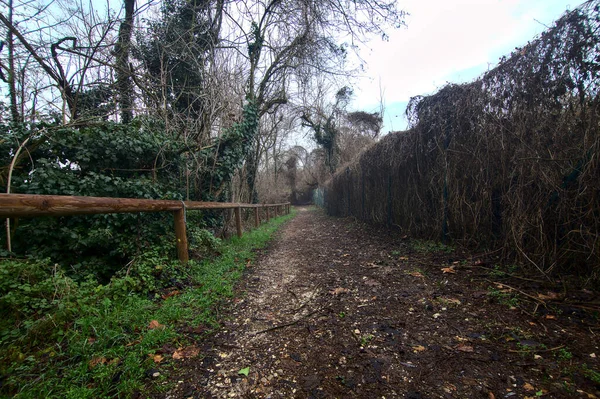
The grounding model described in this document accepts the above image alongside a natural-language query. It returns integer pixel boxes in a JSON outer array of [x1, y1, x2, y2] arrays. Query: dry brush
[[324, 2, 600, 279]]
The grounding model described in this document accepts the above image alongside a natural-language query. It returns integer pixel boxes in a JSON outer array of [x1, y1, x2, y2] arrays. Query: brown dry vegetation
[[324, 2, 600, 282]]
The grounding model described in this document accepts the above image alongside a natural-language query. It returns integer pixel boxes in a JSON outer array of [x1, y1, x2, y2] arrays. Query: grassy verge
[[0, 211, 294, 398]]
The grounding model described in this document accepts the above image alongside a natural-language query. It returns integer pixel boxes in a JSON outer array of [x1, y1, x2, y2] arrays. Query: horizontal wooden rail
[[0, 193, 291, 263], [0, 193, 286, 217]]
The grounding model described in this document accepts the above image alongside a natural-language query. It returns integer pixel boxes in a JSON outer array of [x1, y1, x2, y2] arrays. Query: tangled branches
[[325, 2, 600, 279]]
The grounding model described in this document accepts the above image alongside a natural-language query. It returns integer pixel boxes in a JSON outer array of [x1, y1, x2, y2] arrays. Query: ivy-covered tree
[[301, 86, 353, 173], [114, 0, 136, 123], [135, 0, 223, 127]]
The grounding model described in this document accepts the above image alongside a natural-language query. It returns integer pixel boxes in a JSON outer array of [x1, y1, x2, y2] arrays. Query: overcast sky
[[350, 0, 578, 133]]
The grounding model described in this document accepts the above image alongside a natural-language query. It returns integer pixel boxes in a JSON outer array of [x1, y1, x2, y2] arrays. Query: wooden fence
[[0, 193, 291, 263]]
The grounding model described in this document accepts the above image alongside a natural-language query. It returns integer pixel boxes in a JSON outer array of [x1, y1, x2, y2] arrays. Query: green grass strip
[[0, 211, 295, 399]]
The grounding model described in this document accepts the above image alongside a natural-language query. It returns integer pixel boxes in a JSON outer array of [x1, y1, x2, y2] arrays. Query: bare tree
[[0, 0, 119, 123], [217, 0, 404, 201]]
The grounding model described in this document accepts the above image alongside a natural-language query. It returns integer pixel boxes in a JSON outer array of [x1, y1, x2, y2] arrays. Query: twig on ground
[[293, 283, 322, 312], [487, 280, 547, 304], [252, 308, 322, 335], [465, 265, 546, 284], [563, 303, 600, 311], [286, 287, 299, 302], [399, 361, 417, 368], [508, 345, 564, 353]]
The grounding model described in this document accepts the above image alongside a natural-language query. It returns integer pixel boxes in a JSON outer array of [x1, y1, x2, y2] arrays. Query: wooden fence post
[[266, 206, 270, 222], [254, 207, 260, 227], [174, 208, 189, 264], [234, 206, 242, 238]]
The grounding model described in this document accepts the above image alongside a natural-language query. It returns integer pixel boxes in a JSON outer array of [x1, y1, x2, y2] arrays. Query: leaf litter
[[160, 207, 600, 399]]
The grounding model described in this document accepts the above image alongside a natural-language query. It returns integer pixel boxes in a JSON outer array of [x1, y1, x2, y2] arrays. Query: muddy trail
[[163, 207, 600, 399]]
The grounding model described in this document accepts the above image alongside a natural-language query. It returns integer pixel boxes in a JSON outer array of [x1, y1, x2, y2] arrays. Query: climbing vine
[[201, 100, 259, 200]]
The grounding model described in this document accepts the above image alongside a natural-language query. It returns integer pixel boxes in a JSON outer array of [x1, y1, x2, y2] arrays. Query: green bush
[[0, 211, 294, 398], [1, 122, 186, 280]]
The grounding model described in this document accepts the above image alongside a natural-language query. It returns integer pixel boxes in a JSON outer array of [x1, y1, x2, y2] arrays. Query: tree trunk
[[115, 0, 135, 123], [6, 0, 20, 123], [245, 142, 260, 204]]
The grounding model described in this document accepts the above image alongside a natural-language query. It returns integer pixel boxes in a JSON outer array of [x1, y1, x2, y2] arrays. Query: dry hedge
[[324, 1, 600, 278]]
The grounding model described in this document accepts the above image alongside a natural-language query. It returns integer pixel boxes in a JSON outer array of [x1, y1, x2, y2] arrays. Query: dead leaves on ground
[[537, 292, 560, 300], [161, 290, 181, 300], [88, 356, 120, 369], [150, 354, 164, 363], [148, 320, 165, 330], [455, 343, 474, 353], [576, 390, 599, 399], [363, 278, 381, 287], [412, 345, 426, 353], [88, 356, 107, 368], [172, 345, 200, 360], [441, 297, 462, 305], [330, 287, 349, 296], [523, 382, 536, 391]]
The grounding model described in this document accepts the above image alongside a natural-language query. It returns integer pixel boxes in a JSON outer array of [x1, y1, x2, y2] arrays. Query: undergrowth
[[410, 239, 454, 254], [0, 211, 294, 398]]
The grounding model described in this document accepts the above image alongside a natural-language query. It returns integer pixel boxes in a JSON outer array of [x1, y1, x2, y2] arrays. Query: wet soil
[[162, 206, 600, 399]]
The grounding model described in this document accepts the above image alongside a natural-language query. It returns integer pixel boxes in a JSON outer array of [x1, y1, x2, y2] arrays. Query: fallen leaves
[[238, 367, 250, 376], [172, 345, 200, 360], [537, 292, 560, 300], [330, 287, 349, 296], [455, 344, 474, 353], [161, 290, 181, 300], [523, 382, 535, 391], [441, 266, 456, 274], [441, 297, 461, 305], [443, 383, 457, 394], [409, 271, 424, 278], [88, 356, 107, 368], [412, 345, 426, 353], [148, 320, 165, 330], [150, 354, 164, 363], [576, 389, 599, 398], [125, 339, 142, 347], [364, 278, 380, 287]]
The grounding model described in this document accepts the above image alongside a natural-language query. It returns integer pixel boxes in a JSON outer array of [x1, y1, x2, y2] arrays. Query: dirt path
[[165, 207, 599, 399]]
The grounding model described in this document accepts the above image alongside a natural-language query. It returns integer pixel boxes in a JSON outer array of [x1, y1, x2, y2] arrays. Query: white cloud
[[350, 0, 576, 126]]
